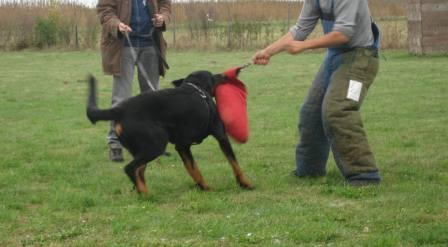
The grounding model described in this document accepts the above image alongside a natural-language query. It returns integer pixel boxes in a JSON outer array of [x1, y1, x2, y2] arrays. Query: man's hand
[[252, 32, 296, 66], [152, 14, 165, 27], [118, 22, 132, 33], [252, 49, 271, 65]]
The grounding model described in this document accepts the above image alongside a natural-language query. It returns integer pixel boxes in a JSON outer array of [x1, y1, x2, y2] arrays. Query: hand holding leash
[[152, 14, 165, 27], [118, 22, 132, 33], [252, 49, 271, 65]]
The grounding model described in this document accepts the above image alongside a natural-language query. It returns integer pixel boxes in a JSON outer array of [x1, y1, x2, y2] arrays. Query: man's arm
[[153, 0, 171, 31], [253, 0, 357, 65], [158, 0, 171, 24], [97, 0, 123, 39], [253, 31, 349, 65], [287, 31, 349, 54], [289, 0, 319, 41], [287, 0, 358, 55], [252, 32, 295, 65]]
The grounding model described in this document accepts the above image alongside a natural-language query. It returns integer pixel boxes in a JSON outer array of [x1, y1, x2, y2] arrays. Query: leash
[[124, 31, 157, 92], [125, 29, 253, 93], [240, 62, 252, 70]]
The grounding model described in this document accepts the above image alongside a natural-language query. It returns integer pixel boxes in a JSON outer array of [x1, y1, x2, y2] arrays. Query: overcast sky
[[77, 0, 95, 7]]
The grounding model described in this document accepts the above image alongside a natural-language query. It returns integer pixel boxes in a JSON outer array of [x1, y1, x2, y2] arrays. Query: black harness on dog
[[186, 82, 207, 99], [186, 82, 214, 145]]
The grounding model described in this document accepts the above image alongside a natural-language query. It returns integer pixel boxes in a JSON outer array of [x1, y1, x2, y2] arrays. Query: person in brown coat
[[97, 0, 171, 162]]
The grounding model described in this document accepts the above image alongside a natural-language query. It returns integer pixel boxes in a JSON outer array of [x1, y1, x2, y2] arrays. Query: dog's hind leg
[[175, 145, 210, 190], [136, 164, 148, 191], [123, 125, 168, 194], [124, 159, 149, 194], [217, 138, 253, 190]]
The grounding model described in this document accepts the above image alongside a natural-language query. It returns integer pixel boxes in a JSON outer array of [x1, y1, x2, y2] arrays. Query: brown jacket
[[97, 0, 171, 76]]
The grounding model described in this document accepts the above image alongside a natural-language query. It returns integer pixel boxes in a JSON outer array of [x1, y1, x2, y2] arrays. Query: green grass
[[0, 50, 447, 246]]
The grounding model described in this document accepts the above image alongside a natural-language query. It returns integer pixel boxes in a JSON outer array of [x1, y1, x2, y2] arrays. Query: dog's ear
[[172, 78, 184, 87]]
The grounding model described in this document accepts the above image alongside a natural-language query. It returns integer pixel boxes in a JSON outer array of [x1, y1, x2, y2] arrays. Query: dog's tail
[[86, 74, 121, 124]]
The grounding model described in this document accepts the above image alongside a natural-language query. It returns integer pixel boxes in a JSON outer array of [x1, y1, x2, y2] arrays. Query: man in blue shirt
[[97, 0, 171, 162]]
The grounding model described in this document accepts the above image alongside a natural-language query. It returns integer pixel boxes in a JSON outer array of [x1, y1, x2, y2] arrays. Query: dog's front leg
[[217, 139, 253, 190], [175, 145, 210, 190]]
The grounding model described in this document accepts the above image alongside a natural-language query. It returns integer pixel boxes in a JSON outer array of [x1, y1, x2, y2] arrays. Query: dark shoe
[[109, 148, 124, 162], [347, 179, 380, 187], [291, 169, 326, 177], [346, 171, 381, 186], [291, 170, 300, 177]]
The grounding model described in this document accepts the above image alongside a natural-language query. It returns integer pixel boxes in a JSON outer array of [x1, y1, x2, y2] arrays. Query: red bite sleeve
[[215, 67, 249, 143]]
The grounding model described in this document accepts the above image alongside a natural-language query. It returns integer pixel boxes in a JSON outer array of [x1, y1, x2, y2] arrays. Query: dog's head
[[172, 71, 226, 96]]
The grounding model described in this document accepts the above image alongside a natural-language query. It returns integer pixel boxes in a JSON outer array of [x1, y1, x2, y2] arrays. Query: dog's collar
[[186, 83, 207, 99]]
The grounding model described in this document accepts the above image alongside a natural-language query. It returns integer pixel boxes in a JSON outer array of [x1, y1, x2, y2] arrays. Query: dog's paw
[[196, 183, 211, 191], [238, 181, 254, 190]]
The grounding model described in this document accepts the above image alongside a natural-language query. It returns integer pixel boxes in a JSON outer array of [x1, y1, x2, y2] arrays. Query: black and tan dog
[[86, 71, 252, 194]]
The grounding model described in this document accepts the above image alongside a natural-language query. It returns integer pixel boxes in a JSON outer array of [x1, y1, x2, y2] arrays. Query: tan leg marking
[[179, 152, 210, 190], [135, 165, 148, 194], [114, 123, 123, 137], [227, 158, 253, 189], [137, 165, 147, 185]]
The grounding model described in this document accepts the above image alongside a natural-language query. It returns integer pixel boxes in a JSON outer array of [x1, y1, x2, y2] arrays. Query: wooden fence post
[[172, 6, 176, 48], [227, 3, 232, 49], [287, 0, 291, 29], [75, 24, 79, 49], [407, 0, 448, 54]]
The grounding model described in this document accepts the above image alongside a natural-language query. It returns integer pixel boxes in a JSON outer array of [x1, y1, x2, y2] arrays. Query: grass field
[[0, 50, 447, 246]]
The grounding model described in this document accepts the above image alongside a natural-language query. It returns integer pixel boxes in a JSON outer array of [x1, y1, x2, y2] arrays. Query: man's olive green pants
[[295, 47, 381, 182]]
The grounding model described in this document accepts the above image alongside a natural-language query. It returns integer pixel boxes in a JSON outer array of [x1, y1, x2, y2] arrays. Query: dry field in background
[[0, 0, 407, 50]]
